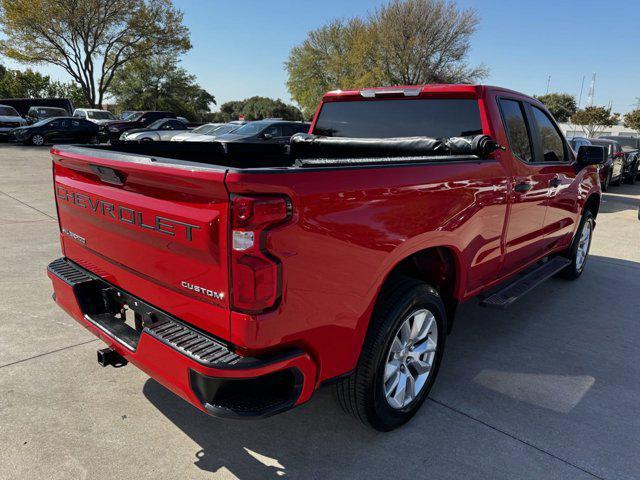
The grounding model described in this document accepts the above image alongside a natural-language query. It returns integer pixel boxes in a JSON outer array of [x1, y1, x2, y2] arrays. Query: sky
[[4, 0, 640, 113]]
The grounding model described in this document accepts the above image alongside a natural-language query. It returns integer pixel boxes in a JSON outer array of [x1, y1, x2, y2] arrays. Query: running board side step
[[480, 257, 571, 309]]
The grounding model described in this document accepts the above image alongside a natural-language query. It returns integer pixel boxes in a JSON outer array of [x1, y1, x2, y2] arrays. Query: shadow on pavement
[[143, 254, 640, 479]]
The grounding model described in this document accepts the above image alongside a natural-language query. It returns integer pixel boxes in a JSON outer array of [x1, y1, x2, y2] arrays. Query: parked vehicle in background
[[588, 138, 625, 189], [568, 137, 591, 153], [214, 120, 310, 144], [119, 118, 189, 142], [171, 123, 240, 142], [0, 98, 73, 117], [600, 135, 640, 184], [10, 117, 99, 146], [26, 106, 69, 125], [73, 108, 117, 125], [622, 151, 640, 184], [0, 104, 27, 137], [600, 135, 639, 152], [102, 111, 177, 142], [119, 111, 139, 120], [46, 84, 604, 431]]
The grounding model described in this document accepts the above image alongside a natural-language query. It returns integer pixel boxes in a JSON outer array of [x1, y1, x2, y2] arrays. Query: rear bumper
[[47, 258, 317, 418]]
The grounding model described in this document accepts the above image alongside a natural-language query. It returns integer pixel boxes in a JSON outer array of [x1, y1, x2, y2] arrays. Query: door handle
[[514, 182, 533, 193], [549, 177, 561, 188]]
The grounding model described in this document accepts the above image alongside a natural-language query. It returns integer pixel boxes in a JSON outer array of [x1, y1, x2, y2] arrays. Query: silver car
[[119, 118, 190, 142], [171, 123, 240, 142]]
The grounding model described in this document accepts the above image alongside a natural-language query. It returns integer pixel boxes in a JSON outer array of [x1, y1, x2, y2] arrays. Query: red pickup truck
[[47, 85, 605, 431]]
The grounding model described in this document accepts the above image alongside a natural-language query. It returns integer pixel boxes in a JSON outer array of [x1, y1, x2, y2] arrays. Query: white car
[[171, 123, 240, 142], [0, 104, 27, 136], [73, 108, 117, 125], [119, 118, 190, 142]]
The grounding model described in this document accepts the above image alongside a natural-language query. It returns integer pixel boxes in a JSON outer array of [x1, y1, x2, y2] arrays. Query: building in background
[[559, 122, 638, 139]]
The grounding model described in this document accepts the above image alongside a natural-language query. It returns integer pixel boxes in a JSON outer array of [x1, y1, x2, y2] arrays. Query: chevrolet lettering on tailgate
[[55, 185, 200, 241]]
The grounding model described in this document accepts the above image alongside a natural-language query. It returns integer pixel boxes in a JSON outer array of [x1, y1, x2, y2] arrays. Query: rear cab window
[[312, 98, 483, 138]]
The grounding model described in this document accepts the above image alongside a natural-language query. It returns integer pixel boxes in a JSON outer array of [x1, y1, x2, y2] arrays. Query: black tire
[[626, 162, 637, 185], [557, 210, 594, 280], [612, 171, 622, 187], [602, 170, 611, 192], [140, 137, 153, 142], [334, 276, 446, 431]]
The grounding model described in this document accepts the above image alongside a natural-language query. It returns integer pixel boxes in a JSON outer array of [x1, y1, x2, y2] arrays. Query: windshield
[[87, 110, 116, 120], [191, 123, 220, 134], [0, 106, 19, 116], [127, 112, 144, 122], [211, 124, 239, 135], [230, 121, 271, 136], [34, 108, 66, 116], [147, 119, 172, 129], [313, 99, 483, 138], [31, 118, 60, 127]]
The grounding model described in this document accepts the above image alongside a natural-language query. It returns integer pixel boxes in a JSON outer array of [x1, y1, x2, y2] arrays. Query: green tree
[[571, 106, 620, 138], [0, 65, 90, 107], [0, 0, 191, 108], [623, 108, 640, 135], [212, 96, 303, 122], [109, 55, 214, 119], [286, 0, 487, 117], [535, 93, 577, 123]]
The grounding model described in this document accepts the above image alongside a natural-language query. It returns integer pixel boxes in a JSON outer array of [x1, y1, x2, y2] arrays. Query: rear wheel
[[30, 134, 45, 146], [334, 277, 446, 431], [558, 210, 594, 280]]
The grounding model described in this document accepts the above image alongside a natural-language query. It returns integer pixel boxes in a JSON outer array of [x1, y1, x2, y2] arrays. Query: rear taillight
[[230, 194, 291, 313]]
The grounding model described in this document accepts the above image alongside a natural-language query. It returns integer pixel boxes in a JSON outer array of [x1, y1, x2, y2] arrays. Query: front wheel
[[558, 210, 594, 280], [334, 277, 446, 431], [30, 134, 45, 146]]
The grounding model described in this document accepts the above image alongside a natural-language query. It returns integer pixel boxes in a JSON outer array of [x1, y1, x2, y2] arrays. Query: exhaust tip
[[97, 347, 128, 368]]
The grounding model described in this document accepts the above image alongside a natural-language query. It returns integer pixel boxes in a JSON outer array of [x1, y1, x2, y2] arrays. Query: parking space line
[[428, 397, 605, 480], [0, 339, 98, 370], [0, 189, 57, 221]]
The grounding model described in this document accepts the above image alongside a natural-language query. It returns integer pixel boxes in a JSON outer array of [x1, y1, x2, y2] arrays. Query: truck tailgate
[[52, 146, 232, 340]]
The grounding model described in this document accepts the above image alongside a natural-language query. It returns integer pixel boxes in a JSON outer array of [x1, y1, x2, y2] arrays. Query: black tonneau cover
[[62, 134, 502, 170]]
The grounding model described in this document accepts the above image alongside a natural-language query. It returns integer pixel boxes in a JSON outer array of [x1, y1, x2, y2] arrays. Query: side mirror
[[577, 145, 606, 166], [262, 132, 273, 140]]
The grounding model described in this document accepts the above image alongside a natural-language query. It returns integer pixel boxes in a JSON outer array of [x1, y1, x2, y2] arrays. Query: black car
[[9, 117, 100, 146], [25, 106, 69, 125], [214, 120, 310, 144], [600, 135, 640, 184], [587, 138, 625, 190]]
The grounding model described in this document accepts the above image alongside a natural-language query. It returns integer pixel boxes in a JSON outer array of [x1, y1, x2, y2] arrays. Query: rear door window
[[498, 99, 533, 163], [531, 106, 566, 163], [313, 99, 482, 138]]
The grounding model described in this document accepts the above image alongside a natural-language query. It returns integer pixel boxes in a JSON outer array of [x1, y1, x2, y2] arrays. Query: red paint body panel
[[48, 85, 601, 415]]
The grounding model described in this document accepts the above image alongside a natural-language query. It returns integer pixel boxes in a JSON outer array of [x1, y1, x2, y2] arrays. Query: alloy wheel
[[576, 220, 592, 271], [383, 308, 438, 409], [32, 134, 44, 146]]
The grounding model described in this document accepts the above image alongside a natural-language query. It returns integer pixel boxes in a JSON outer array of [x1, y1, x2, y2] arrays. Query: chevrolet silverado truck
[[47, 85, 605, 431]]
